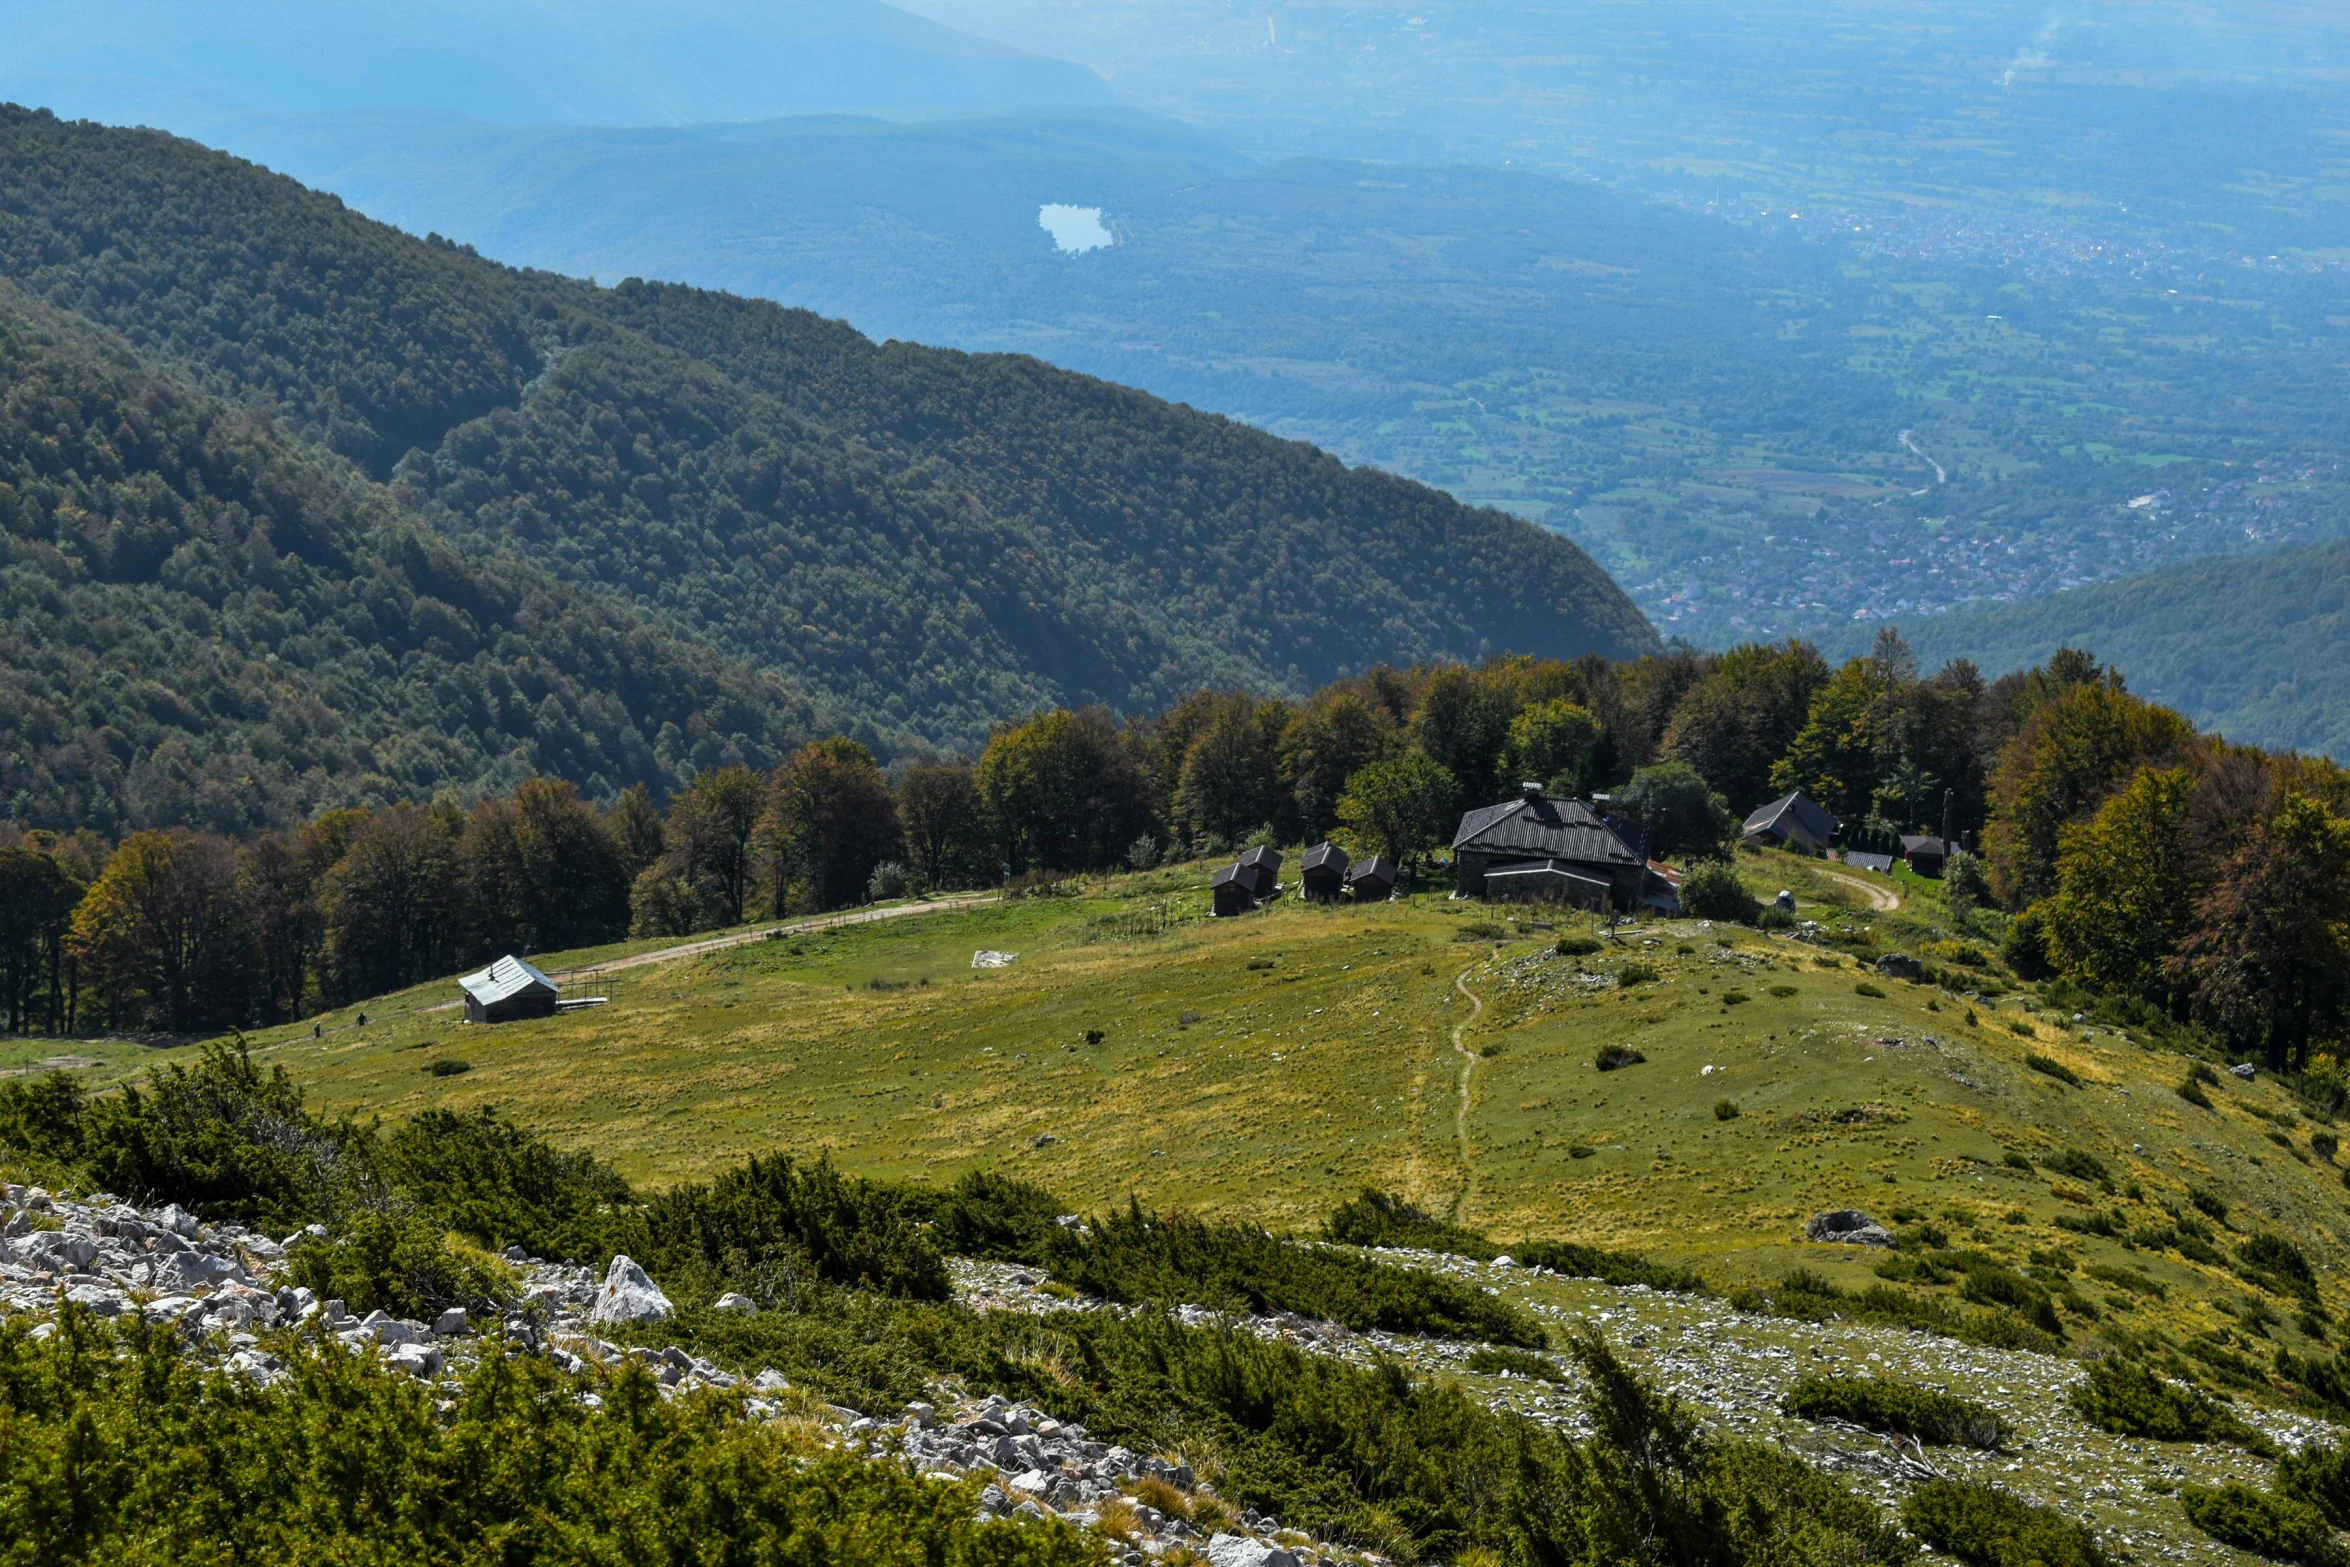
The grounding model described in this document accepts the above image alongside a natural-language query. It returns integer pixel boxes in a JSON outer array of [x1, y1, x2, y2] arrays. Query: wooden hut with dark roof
[[1901, 834, 1948, 877], [1741, 790, 1838, 855], [1451, 784, 1646, 909], [1234, 845, 1283, 899], [1346, 855, 1398, 903], [1211, 864, 1259, 917], [1300, 842, 1350, 902]]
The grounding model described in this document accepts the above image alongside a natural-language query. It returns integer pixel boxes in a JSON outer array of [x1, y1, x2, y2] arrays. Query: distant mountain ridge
[[1822, 540, 2350, 760], [0, 106, 1657, 834]]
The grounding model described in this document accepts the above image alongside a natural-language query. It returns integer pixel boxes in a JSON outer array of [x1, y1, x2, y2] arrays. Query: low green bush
[[1554, 936, 1603, 957], [1678, 860, 1760, 923], [1039, 1200, 1546, 1347], [2025, 1053, 2083, 1087], [1721, 989, 1751, 1005], [0, 1311, 1103, 1567], [1902, 1477, 2109, 1567], [1734, 1272, 2061, 1354], [2068, 1358, 2275, 1454], [2279, 1443, 2350, 1531], [1714, 1099, 1741, 1121], [384, 1106, 635, 1263], [1323, 1189, 1495, 1257], [2040, 1147, 2110, 1186], [2178, 1078, 2214, 1108], [1783, 1375, 2009, 1448], [1855, 981, 1886, 999], [2180, 1483, 2344, 1566], [616, 1151, 950, 1306], [284, 1213, 517, 1319], [1617, 962, 1660, 987], [2241, 1233, 2318, 1293], [1509, 1240, 1707, 1294]]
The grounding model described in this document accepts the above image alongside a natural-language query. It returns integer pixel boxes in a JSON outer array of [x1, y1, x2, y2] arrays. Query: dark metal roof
[[1452, 795, 1644, 866], [1742, 790, 1838, 844], [1210, 865, 1247, 888], [1901, 835, 1947, 855], [1601, 813, 1654, 866], [1485, 858, 1611, 890], [1347, 855, 1398, 884], [1302, 842, 1350, 873], [1238, 846, 1283, 874], [459, 954, 558, 1008], [1844, 852, 1896, 874]]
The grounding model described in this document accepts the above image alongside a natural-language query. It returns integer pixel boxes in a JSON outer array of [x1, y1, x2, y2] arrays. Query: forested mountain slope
[[0, 279, 819, 834], [1824, 540, 2350, 760], [0, 106, 1655, 831]]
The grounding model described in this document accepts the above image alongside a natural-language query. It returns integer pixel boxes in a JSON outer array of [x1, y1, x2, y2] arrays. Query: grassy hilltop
[[180, 845, 2350, 1380]]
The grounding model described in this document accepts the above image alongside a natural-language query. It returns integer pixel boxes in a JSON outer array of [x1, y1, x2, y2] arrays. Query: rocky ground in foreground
[[3, 1179, 2326, 1565], [0, 1182, 1347, 1567]]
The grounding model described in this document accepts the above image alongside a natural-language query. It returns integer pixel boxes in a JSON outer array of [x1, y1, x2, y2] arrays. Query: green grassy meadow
[[173, 847, 2350, 1375]]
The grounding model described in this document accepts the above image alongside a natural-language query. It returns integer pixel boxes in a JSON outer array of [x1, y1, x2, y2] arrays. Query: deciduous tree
[[761, 739, 903, 914], [70, 829, 253, 1030], [1335, 755, 1458, 869], [2044, 767, 2193, 1006], [2171, 792, 2350, 1069], [898, 763, 992, 890]]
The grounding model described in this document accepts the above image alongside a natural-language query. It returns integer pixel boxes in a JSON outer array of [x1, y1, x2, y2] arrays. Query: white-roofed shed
[[458, 954, 560, 1023]]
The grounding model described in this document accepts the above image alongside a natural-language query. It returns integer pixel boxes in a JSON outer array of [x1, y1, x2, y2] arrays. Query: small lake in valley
[[1038, 204, 1113, 253]]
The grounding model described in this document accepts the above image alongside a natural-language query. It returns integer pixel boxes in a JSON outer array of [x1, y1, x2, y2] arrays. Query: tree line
[[8, 632, 2349, 1066]]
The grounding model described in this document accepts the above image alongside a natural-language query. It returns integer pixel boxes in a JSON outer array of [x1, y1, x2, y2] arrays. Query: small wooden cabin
[[1211, 864, 1259, 917], [458, 954, 559, 1023], [1741, 790, 1838, 855], [1346, 855, 1398, 903], [1300, 842, 1351, 901], [1235, 845, 1283, 899], [1900, 834, 1948, 877]]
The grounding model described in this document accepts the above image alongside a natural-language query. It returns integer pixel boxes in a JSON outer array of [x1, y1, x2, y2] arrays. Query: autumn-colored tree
[[2171, 792, 2350, 1069], [760, 739, 903, 914], [1982, 676, 2197, 908], [2044, 767, 2194, 1006], [71, 829, 253, 1030]]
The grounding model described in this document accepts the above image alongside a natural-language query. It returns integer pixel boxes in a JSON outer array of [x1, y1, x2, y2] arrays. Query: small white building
[[458, 954, 559, 1024]]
